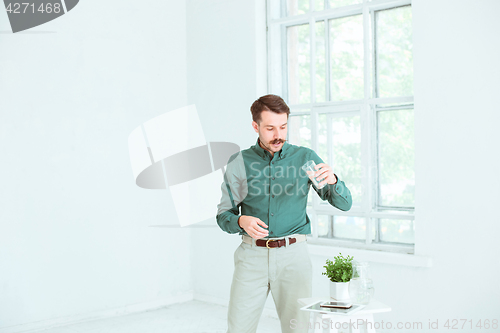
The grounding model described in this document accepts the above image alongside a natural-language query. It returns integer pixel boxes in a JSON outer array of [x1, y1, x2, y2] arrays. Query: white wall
[[2, 0, 499, 331], [404, 0, 500, 328], [187, 0, 500, 331], [0, 0, 192, 330], [185, 0, 272, 309]]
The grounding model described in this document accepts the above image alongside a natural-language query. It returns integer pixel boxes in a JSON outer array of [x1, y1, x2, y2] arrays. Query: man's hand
[[312, 163, 337, 187], [238, 215, 269, 239]]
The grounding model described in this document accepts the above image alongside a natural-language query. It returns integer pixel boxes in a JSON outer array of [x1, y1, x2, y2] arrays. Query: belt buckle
[[266, 239, 271, 249]]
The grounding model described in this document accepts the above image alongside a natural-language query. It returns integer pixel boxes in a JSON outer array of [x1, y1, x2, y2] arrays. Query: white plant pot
[[330, 281, 350, 301]]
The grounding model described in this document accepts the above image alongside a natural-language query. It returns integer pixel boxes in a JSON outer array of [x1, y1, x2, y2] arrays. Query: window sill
[[307, 241, 432, 268]]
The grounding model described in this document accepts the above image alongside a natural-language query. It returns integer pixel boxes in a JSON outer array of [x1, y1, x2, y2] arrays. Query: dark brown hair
[[250, 94, 290, 124]]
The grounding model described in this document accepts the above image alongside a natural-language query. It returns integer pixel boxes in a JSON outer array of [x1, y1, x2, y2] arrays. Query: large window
[[267, 0, 414, 253]]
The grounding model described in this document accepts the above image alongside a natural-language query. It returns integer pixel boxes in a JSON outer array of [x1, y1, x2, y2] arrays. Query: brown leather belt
[[255, 237, 296, 248], [242, 234, 307, 248]]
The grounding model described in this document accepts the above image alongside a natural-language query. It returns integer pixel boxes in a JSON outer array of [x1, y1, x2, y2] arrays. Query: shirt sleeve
[[216, 152, 247, 234], [308, 149, 353, 211]]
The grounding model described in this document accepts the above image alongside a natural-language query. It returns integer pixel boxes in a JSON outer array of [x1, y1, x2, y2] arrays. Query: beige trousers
[[227, 235, 312, 333]]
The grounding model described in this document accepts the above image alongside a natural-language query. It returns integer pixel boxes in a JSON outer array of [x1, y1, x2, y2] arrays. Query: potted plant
[[322, 253, 354, 301]]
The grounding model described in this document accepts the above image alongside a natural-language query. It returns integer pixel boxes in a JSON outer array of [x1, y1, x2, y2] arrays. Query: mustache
[[270, 139, 286, 144]]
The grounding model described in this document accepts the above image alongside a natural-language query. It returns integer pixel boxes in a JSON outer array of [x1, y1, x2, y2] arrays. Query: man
[[216, 94, 352, 333]]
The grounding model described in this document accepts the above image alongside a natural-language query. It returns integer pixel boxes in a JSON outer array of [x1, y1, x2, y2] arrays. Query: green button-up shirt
[[216, 138, 352, 238]]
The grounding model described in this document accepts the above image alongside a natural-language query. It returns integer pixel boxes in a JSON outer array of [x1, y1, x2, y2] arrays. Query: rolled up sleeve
[[216, 152, 248, 234]]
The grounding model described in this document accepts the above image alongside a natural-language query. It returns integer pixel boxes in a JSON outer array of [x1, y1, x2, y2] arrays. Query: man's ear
[[252, 121, 259, 133]]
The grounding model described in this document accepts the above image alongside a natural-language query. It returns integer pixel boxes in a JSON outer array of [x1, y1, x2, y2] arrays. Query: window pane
[[287, 24, 311, 104], [288, 115, 311, 148], [315, 0, 325, 11], [328, 0, 362, 9], [317, 215, 329, 237], [329, 15, 364, 101], [370, 218, 376, 241], [331, 115, 362, 205], [287, 0, 309, 16], [315, 21, 326, 103], [333, 216, 365, 240], [287, 115, 314, 206], [318, 113, 328, 164], [378, 109, 415, 207], [288, 114, 313, 206], [379, 219, 414, 244], [376, 6, 413, 98]]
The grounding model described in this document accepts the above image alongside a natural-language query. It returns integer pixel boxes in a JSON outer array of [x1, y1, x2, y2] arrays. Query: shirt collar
[[252, 137, 290, 160]]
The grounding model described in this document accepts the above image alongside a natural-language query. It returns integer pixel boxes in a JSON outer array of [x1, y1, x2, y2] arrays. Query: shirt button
[[272, 161, 275, 164], [272, 177, 275, 180], [271, 213, 274, 216], [270, 231, 273, 235], [272, 195, 275, 198]]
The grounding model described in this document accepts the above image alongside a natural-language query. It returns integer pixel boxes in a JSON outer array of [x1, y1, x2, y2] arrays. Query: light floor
[[31, 300, 282, 333]]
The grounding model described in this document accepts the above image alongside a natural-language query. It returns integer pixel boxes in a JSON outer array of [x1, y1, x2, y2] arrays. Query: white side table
[[297, 297, 391, 333]]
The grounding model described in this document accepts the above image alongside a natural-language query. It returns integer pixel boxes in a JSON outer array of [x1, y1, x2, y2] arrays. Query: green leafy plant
[[322, 253, 354, 283]]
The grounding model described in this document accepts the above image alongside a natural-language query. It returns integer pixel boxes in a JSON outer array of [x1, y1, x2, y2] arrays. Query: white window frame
[[267, 0, 416, 255]]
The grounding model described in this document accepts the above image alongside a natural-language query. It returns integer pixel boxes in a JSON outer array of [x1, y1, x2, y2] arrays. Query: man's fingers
[[313, 164, 329, 176], [245, 218, 269, 239], [253, 225, 269, 235], [315, 163, 326, 169], [256, 219, 268, 228], [252, 225, 269, 236], [315, 168, 326, 177], [250, 228, 268, 239], [316, 166, 333, 179], [316, 169, 328, 180]]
